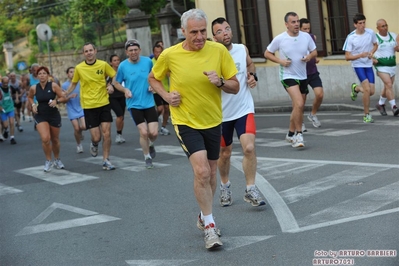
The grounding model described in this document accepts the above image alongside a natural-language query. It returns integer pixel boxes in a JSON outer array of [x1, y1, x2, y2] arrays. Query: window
[[306, 0, 363, 56], [224, 0, 272, 58]]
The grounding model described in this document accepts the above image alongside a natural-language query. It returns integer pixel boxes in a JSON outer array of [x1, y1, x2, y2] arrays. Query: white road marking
[[280, 166, 389, 204], [231, 156, 399, 233], [259, 161, 324, 180], [0, 183, 23, 196], [299, 180, 399, 226], [125, 260, 196, 266], [79, 156, 172, 171], [222, 235, 275, 251], [231, 156, 299, 232], [15, 167, 98, 185], [16, 202, 120, 236]]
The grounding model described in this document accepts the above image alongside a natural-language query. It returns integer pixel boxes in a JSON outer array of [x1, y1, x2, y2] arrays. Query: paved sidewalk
[[255, 97, 378, 113]]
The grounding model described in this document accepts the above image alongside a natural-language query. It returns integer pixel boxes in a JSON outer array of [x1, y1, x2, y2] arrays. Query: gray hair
[[181, 9, 207, 30]]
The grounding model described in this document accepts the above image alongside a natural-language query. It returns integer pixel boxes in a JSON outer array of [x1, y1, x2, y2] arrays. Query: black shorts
[[84, 104, 113, 129], [281, 79, 309, 95], [175, 124, 221, 160], [34, 111, 62, 128], [129, 106, 158, 126], [14, 102, 22, 109], [221, 113, 256, 147], [306, 72, 323, 89], [153, 94, 169, 107], [109, 96, 126, 117]]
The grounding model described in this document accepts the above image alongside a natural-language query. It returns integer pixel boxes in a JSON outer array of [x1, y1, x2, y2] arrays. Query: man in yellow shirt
[[65, 42, 130, 170], [149, 9, 239, 250]]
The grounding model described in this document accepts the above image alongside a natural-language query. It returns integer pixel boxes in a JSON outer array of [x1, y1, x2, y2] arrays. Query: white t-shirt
[[267, 31, 316, 80], [222, 43, 255, 121], [343, 28, 377, 67], [374, 32, 397, 66]]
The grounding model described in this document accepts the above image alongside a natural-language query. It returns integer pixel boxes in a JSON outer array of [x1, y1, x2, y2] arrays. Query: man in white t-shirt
[[373, 19, 399, 117], [343, 13, 378, 123], [264, 11, 317, 148], [211, 17, 266, 209]]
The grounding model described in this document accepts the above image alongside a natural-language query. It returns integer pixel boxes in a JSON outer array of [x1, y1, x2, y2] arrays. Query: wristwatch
[[249, 72, 258, 81], [217, 77, 225, 88]]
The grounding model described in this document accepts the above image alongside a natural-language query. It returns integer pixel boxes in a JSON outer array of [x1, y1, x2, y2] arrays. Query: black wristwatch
[[217, 77, 225, 88], [249, 72, 258, 81]]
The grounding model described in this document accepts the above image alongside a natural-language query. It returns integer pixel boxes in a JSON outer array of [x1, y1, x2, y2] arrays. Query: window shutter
[[346, 0, 363, 30], [224, 0, 240, 43], [306, 0, 326, 56]]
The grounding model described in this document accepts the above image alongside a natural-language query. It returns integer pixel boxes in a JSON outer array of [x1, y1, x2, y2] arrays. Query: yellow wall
[[361, 0, 399, 35], [269, 0, 307, 37], [195, 0, 226, 39]]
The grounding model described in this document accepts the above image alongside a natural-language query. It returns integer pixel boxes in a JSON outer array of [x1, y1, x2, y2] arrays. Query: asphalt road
[[1, 108, 398, 266]]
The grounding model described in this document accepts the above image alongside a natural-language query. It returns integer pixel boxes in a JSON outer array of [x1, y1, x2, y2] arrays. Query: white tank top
[[222, 43, 255, 121]]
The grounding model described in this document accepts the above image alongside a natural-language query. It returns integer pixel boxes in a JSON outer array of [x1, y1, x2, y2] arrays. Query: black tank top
[[35, 82, 58, 114]]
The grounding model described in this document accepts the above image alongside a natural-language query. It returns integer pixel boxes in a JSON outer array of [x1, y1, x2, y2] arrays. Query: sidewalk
[[255, 97, 377, 113]]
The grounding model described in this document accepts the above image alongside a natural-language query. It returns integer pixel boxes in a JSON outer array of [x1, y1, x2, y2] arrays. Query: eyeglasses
[[215, 27, 231, 36]]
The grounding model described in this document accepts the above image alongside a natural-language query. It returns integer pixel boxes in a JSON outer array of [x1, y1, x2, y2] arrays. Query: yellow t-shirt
[[152, 41, 237, 129], [152, 57, 169, 92], [72, 59, 116, 109]]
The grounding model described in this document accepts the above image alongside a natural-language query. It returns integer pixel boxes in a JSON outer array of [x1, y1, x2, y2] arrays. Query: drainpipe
[[169, 0, 181, 17]]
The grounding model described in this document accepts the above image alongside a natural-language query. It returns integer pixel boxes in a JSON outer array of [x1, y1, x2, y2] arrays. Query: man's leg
[[218, 144, 233, 185], [311, 87, 324, 116], [137, 122, 151, 156], [190, 150, 216, 216], [240, 134, 256, 186], [286, 85, 305, 132], [100, 122, 112, 160]]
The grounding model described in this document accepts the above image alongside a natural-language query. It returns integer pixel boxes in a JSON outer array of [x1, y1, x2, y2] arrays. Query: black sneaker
[[3, 129, 9, 139], [375, 104, 387, 116], [10, 138, 16, 145], [393, 106, 399, 117]]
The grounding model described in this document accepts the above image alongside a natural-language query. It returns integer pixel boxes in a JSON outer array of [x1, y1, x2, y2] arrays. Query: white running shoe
[[302, 122, 307, 132], [285, 133, 294, 143], [115, 134, 126, 144], [76, 144, 84, 154], [307, 113, 321, 128], [292, 133, 305, 148], [44, 160, 52, 172], [160, 127, 170, 135]]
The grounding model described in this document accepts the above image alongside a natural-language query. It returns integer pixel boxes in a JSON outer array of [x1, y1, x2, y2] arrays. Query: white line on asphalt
[[258, 157, 399, 169], [16, 202, 120, 236], [231, 156, 299, 232], [299, 179, 399, 226], [0, 183, 23, 196], [125, 260, 196, 265], [286, 207, 399, 233], [280, 166, 389, 204]]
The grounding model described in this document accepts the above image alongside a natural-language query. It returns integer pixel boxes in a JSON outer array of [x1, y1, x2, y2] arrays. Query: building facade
[[195, 0, 399, 104]]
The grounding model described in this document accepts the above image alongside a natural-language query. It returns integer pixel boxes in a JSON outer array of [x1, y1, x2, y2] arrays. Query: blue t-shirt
[[62, 80, 84, 120], [116, 56, 154, 109]]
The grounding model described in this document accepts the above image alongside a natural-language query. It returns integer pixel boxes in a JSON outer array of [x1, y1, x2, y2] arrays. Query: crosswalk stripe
[[280, 166, 389, 204], [299, 180, 399, 226], [0, 183, 23, 196]]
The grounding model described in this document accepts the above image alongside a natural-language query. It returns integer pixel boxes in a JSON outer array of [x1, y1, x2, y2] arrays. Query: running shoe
[[103, 159, 115, 170], [292, 133, 305, 148], [220, 184, 232, 207], [149, 144, 156, 159], [160, 127, 170, 135], [363, 114, 374, 123], [22, 114, 25, 121], [10, 138, 17, 145], [90, 142, 98, 157], [76, 144, 84, 154], [18, 125, 23, 132], [115, 134, 126, 144], [375, 104, 387, 116], [350, 83, 358, 101], [196, 213, 221, 236], [285, 133, 294, 143], [0, 135, 4, 142], [3, 129, 9, 139], [302, 122, 307, 132], [44, 160, 52, 172], [145, 158, 153, 169], [54, 158, 65, 169], [243, 187, 266, 207], [307, 113, 321, 127], [204, 223, 223, 249], [392, 106, 399, 117]]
